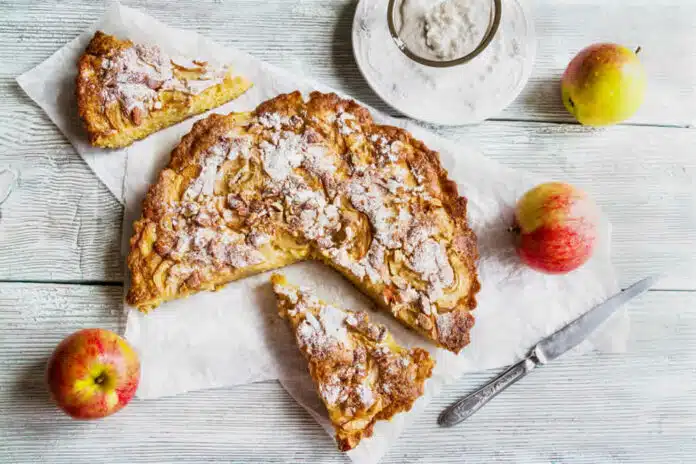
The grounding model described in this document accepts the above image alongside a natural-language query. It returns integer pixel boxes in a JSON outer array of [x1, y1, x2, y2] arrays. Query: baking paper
[[17, 3, 628, 463]]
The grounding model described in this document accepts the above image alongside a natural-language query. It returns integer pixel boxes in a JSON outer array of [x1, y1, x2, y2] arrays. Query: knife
[[438, 275, 662, 427]]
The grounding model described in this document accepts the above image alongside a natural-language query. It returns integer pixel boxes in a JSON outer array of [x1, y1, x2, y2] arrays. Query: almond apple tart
[[77, 31, 252, 148], [271, 274, 434, 451], [126, 91, 480, 353]]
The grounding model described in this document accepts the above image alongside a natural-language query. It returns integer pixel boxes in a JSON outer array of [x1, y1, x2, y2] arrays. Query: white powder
[[260, 131, 305, 181], [435, 311, 456, 340], [357, 383, 375, 408], [273, 282, 299, 305], [226, 243, 265, 269], [100, 43, 228, 118], [259, 112, 291, 130], [320, 382, 343, 405], [408, 238, 455, 291], [184, 137, 246, 200], [395, 0, 492, 61], [337, 112, 357, 135], [346, 179, 396, 247], [353, 0, 534, 124], [296, 303, 352, 358], [319, 305, 350, 346], [247, 231, 271, 248], [303, 144, 336, 175]]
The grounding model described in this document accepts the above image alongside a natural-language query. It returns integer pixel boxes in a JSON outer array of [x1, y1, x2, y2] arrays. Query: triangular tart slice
[[271, 274, 434, 451], [77, 31, 252, 148]]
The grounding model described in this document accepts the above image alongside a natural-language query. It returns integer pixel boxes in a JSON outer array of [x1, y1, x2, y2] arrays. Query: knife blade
[[534, 274, 661, 363], [438, 275, 662, 427]]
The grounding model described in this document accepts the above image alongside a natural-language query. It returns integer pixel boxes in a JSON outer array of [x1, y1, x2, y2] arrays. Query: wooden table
[[1, 1, 695, 462]]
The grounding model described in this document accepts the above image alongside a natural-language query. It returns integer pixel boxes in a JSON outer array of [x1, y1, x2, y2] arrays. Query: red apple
[[46, 328, 140, 419], [514, 182, 599, 274]]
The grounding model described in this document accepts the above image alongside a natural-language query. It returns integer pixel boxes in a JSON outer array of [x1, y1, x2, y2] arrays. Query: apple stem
[[94, 372, 107, 385], [635, 46, 642, 55], [508, 225, 521, 235]]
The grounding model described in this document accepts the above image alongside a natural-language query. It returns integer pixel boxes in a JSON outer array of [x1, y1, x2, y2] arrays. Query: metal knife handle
[[438, 354, 540, 427]]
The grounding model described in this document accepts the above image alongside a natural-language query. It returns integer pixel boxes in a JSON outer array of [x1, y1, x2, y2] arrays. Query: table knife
[[438, 275, 662, 427]]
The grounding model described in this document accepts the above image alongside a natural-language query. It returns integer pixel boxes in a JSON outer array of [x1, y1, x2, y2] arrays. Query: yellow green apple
[[514, 182, 599, 274], [561, 43, 646, 126], [46, 328, 140, 419]]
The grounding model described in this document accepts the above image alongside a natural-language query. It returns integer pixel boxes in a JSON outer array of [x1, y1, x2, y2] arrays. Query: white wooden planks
[[0, 283, 694, 463], [1, 0, 695, 462], [1, 0, 694, 285], [1, 117, 693, 287], [1, 0, 695, 125]]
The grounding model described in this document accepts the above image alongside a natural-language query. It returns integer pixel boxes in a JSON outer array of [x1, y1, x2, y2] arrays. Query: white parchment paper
[[17, 3, 628, 463]]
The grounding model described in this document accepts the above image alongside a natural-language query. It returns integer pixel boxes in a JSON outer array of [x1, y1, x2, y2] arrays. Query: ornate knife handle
[[438, 354, 541, 427]]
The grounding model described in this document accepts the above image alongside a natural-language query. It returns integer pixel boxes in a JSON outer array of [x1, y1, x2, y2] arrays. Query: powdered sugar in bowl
[[387, 0, 502, 68], [352, 0, 535, 124]]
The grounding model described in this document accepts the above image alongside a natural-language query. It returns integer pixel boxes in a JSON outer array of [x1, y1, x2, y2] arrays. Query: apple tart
[[77, 31, 252, 148], [126, 91, 480, 353], [271, 274, 434, 451]]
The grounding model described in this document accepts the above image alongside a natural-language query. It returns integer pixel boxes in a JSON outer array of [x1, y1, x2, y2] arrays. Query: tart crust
[[77, 31, 252, 148], [271, 274, 434, 451], [126, 91, 480, 353]]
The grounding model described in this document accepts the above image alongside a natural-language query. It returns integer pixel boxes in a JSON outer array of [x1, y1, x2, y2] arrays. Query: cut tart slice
[[77, 31, 252, 148], [127, 91, 480, 353], [271, 274, 434, 451]]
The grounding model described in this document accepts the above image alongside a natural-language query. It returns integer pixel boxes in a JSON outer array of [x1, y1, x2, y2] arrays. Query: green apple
[[561, 43, 646, 126]]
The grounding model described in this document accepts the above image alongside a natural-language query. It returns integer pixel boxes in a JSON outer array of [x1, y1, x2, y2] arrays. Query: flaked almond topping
[[100, 43, 229, 123], [130, 106, 143, 125]]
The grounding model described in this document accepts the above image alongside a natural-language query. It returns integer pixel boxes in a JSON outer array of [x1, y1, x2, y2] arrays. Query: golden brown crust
[[77, 32, 130, 145], [271, 274, 434, 451], [76, 31, 252, 148], [127, 91, 481, 352]]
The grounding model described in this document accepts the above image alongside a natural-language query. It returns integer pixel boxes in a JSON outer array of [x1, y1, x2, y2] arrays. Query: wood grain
[[1, 0, 695, 462], [1, 0, 695, 125], [0, 283, 694, 463], [1, 0, 694, 285], [1, 115, 694, 288]]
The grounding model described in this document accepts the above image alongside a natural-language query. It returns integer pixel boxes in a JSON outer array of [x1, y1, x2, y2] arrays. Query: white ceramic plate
[[352, 0, 537, 125]]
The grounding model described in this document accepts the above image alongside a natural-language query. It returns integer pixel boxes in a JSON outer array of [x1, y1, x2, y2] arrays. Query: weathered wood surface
[[1, 284, 694, 464], [1, 0, 695, 286], [1, 118, 694, 288], [1, 0, 695, 125], [1, 0, 695, 462]]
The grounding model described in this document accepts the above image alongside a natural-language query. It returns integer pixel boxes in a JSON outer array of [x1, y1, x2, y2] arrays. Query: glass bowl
[[386, 0, 502, 68]]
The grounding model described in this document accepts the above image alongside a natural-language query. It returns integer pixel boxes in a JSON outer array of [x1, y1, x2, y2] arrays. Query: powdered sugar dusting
[[184, 135, 252, 201], [354, 0, 535, 124], [293, 295, 352, 358], [260, 131, 305, 181], [273, 280, 425, 418], [320, 382, 344, 405], [347, 178, 397, 247], [337, 112, 357, 135], [100, 41, 230, 122], [259, 112, 291, 130], [357, 382, 375, 407], [254, 109, 460, 319], [408, 238, 455, 299], [435, 311, 456, 340], [319, 305, 350, 346]]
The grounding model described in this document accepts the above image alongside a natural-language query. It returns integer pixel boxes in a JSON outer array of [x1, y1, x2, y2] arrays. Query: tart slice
[[271, 274, 434, 451], [77, 31, 252, 148]]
